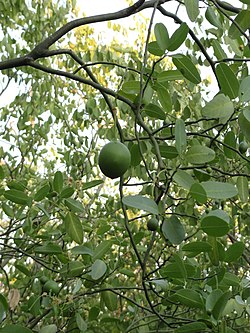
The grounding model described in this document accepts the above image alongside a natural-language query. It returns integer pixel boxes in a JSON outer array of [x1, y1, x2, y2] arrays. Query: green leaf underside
[[201, 181, 238, 199], [122, 195, 159, 214], [173, 170, 195, 190], [202, 94, 234, 119], [186, 145, 215, 164]]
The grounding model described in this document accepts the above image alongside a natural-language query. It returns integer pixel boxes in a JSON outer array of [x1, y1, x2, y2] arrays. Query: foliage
[[0, 0, 250, 332]]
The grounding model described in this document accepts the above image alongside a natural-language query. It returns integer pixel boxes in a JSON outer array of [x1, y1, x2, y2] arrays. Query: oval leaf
[[122, 195, 159, 214], [172, 54, 201, 84], [189, 183, 207, 204], [0, 325, 33, 333], [90, 259, 107, 280], [215, 63, 239, 99], [4, 189, 31, 205], [175, 118, 187, 155], [162, 215, 185, 245], [186, 145, 215, 164], [224, 242, 245, 263], [154, 23, 169, 51], [168, 23, 189, 51], [202, 94, 234, 120], [173, 170, 195, 190], [175, 322, 207, 333], [64, 212, 83, 244], [175, 289, 204, 309], [201, 209, 230, 237], [201, 181, 238, 199]]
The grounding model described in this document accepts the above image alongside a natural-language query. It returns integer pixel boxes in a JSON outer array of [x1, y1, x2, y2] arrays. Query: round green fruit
[[98, 141, 131, 179], [43, 280, 60, 295], [147, 217, 159, 231], [239, 141, 248, 154]]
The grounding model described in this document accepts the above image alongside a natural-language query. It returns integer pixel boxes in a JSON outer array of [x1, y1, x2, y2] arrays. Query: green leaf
[[201, 209, 230, 237], [182, 241, 212, 253], [71, 245, 94, 256], [237, 176, 249, 203], [202, 94, 234, 120], [64, 198, 84, 213], [15, 263, 32, 276], [223, 131, 236, 159], [158, 70, 183, 82], [175, 322, 207, 333], [168, 23, 189, 51], [143, 103, 166, 120], [173, 170, 195, 190], [60, 261, 84, 277], [239, 76, 250, 103], [34, 242, 62, 255], [34, 184, 50, 201], [212, 39, 227, 60], [130, 144, 142, 167], [0, 294, 8, 320], [206, 289, 223, 313], [90, 259, 107, 280], [205, 7, 222, 29], [4, 189, 31, 205], [154, 23, 169, 51], [40, 325, 57, 333], [215, 63, 239, 99], [157, 145, 178, 159], [82, 180, 103, 191], [212, 291, 231, 320], [172, 54, 201, 84], [156, 84, 172, 112], [238, 108, 250, 141], [229, 10, 250, 39], [162, 263, 196, 279], [223, 272, 240, 286], [186, 145, 215, 164], [122, 195, 159, 214], [64, 212, 83, 244], [148, 41, 164, 56], [93, 240, 113, 261], [60, 186, 74, 198], [189, 183, 207, 204], [184, 0, 199, 22], [175, 289, 204, 309], [201, 181, 238, 199], [172, 254, 187, 279], [76, 313, 87, 332], [53, 171, 64, 193], [101, 290, 118, 311], [224, 242, 245, 263], [162, 215, 185, 245], [0, 166, 5, 180], [2, 202, 14, 218], [175, 118, 187, 155], [122, 81, 140, 94], [0, 325, 33, 333]]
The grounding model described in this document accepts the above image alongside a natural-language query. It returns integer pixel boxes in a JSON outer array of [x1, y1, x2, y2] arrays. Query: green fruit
[[239, 141, 248, 154], [43, 280, 60, 295], [98, 141, 131, 179], [147, 217, 159, 231]]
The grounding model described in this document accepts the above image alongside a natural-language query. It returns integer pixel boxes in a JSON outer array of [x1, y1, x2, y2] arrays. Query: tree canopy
[[0, 0, 250, 332]]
